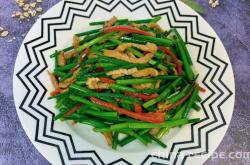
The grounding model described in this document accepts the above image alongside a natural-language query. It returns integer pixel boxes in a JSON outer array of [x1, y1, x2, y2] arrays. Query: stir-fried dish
[[48, 16, 205, 149]]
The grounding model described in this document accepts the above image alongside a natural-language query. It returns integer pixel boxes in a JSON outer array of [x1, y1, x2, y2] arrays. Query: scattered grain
[[0, 27, 4, 32], [20, 15, 25, 20], [18, 2, 25, 7], [24, 4, 30, 8], [23, 12, 29, 17], [29, 10, 37, 17], [12, 0, 44, 22], [13, 11, 22, 17], [4, 0, 44, 41], [208, 0, 219, 8], [30, 2, 36, 8], [1, 31, 9, 37], [36, 7, 42, 12]]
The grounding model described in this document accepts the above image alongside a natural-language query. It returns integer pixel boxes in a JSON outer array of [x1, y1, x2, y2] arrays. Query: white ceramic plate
[[13, 0, 235, 164]]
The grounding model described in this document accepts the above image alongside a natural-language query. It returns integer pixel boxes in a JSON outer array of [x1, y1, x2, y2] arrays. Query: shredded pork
[[64, 49, 78, 59], [148, 23, 164, 32], [103, 132, 113, 145], [133, 83, 154, 89], [103, 42, 157, 64], [86, 77, 110, 89], [58, 51, 66, 66], [73, 35, 80, 49], [59, 68, 81, 88], [104, 16, 118, 28], [104, 50, 154, 64], [47, 71, 59, 89], [132, 68, 159, 77], [107, 68, 138, 79], [115, 42, 157, 53]]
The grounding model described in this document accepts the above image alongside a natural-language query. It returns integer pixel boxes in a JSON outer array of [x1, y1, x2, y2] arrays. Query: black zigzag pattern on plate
[[16, 1, 107, 165], [107, 158, 133, 165], [140, 1, 233, 165], [140, 1, 233, 164], [15, 0, 233, 165]]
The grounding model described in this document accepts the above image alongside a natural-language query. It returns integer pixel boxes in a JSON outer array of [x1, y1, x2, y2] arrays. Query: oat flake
[[36, 7, 42, 12], [30, 2, 36, 8], [1, 31, 9, 37]]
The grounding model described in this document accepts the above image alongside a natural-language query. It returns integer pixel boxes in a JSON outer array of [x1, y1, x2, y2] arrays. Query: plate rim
[[13, 0, 235, 165]]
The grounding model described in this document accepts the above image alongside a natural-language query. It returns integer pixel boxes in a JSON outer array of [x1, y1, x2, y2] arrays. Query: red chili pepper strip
[[79, 47, 90, 63], [157, 84, 196, 112], [199, 86, 206, 93], [50, 88, 68, 97], [124, 92, 159, 101], [99, 77, 115, 84], [90, 97, 165, 123], [64, 104, 82, 117], [50, 89, 61, 97], [158, 46, 182, 76], [104, 25, 153, 36], [71, 47, 90, 72], [134, 103, 143, 113]]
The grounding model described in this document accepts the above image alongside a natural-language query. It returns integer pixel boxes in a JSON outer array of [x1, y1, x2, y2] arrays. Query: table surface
[[0, 0, 249, 165]]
